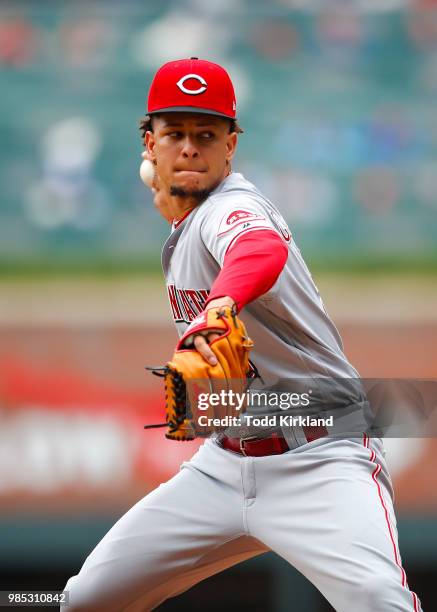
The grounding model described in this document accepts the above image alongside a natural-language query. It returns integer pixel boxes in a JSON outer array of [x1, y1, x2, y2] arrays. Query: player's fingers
[[206, 332, 220, 343], [147, 165, 161, 192], [193, 335, 218, 366], [152, 173, 160, 192]]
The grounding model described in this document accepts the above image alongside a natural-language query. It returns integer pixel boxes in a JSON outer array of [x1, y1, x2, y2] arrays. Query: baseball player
[[63, 58, 422, 611]]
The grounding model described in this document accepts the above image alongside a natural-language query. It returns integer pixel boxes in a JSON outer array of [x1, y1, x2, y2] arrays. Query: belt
[[217, 426, 328, 457]]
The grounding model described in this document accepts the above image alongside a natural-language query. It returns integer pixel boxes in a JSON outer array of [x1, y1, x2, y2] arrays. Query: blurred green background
[[1, 0, 437, 274], [1, 1, 436, 611]]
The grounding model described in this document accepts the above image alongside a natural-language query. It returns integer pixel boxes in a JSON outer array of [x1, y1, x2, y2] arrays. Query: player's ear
[[145, 131, 157, 164], [225, 131, 238, 164]]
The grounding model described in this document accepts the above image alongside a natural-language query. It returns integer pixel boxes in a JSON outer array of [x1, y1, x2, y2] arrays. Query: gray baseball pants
[[62, 435, 422, 611]]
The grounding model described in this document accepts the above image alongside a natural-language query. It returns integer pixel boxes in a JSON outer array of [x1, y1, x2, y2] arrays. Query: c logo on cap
[[176, 73, 207, 95]]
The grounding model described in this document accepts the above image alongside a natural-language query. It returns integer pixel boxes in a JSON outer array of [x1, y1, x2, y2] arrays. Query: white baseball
[[139, 158, 155, 188]]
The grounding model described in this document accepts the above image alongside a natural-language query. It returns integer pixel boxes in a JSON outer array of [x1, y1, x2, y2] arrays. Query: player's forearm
[[206, 229, 288, 311]]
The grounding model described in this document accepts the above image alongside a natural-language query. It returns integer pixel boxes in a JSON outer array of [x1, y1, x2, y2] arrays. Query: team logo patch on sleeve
[[226, 210, 257, 224], [218, 209, 266, 236]]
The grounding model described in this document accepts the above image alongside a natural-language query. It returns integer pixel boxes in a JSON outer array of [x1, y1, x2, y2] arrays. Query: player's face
[[145, 113, 237, 200]]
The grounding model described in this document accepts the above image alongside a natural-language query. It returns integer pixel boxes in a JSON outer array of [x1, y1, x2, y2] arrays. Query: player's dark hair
[[139, 114, 243, 139]]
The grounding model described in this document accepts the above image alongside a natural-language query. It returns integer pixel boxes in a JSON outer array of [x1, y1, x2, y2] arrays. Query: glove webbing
[[143, 366, 188, 435], [166, 368, 188, 437]]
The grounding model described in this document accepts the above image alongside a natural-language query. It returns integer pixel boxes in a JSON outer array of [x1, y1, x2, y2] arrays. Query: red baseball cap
[[147, 57, 237, 120]]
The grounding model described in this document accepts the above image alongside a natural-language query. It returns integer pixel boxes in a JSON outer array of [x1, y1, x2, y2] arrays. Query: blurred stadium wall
[[0, 1, 436, 611]]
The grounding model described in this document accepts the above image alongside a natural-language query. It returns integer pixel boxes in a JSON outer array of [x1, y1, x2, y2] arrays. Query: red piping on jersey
[[173, 207, 195, 229], [362, 434, 420, 612], [206, 228, 288, 311]]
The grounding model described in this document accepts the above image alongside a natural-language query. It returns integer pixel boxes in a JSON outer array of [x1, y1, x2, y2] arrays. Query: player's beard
[[169, 185, 212, 205]]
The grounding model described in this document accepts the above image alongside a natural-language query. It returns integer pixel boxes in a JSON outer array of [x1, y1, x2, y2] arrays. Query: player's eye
[[200, 131, 215, 140]]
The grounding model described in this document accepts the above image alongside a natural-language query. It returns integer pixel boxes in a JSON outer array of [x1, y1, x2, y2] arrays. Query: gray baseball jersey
[[163, 172, 359, 385], [162, 172, 370, 440]]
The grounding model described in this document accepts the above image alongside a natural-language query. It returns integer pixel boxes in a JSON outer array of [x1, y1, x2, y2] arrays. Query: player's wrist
[[204, 296, 236, 311]]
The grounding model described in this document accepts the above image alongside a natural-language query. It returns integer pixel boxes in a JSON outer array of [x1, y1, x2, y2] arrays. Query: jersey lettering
[[167, 285, 210, 323], [179, 291, 197, 321], [265, 205, 292, 243], [197, 289, 210, 304], [167, 284, 183, 320], [185, 289, 205, 313]]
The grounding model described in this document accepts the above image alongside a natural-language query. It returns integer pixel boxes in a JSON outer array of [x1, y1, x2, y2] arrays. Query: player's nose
[[181, 136, 199, 158]]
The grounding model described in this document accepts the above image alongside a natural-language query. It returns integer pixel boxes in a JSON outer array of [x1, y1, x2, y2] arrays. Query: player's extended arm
[[194, 229, 288, 364]]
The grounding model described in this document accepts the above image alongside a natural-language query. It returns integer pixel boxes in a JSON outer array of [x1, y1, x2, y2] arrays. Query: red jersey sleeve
[[205, 229, 288, 311]]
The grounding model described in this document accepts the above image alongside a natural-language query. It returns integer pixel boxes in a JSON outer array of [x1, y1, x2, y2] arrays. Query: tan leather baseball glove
[[145, 305, 254, 440]]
